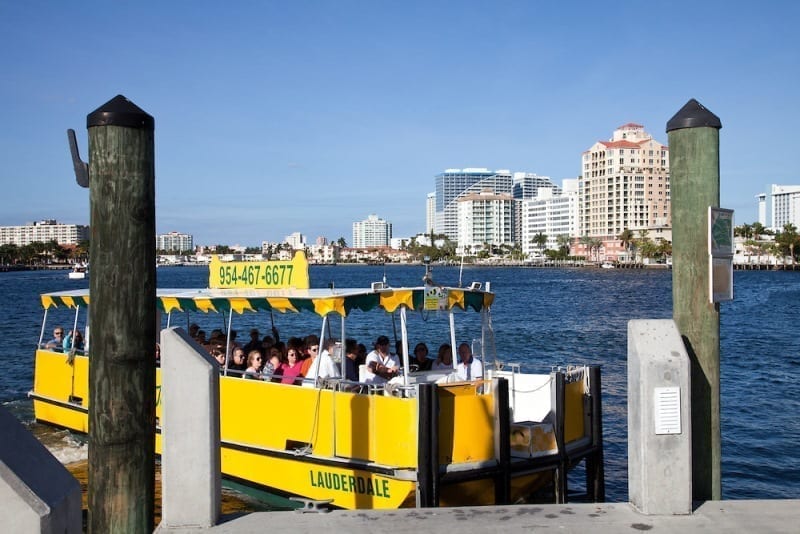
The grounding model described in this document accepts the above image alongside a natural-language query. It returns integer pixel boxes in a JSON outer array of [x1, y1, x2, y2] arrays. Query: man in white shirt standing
[[456, 342, 483, 381], [364, 335, 399, 384]]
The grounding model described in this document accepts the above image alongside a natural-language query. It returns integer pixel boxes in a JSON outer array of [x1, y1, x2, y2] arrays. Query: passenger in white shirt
[[364, 335, 399, 384], [455, 342, 483, 381], [303, 338, 340, 387]]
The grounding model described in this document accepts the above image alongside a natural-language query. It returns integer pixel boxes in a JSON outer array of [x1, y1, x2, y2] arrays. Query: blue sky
[[2, 1, 798, 246]]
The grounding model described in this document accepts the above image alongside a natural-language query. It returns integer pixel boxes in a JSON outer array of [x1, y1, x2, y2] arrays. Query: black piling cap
[[87, 94, 154, 130], [666, 98, 721, 132]]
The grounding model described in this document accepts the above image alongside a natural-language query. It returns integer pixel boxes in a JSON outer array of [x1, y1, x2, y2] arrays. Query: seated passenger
[[228, 347, 247, 373], [303, 337, 340, 387], [45, 327, 65, 352], [364, 335, 399, 384], [455, 342, 483, 381], [279, 347, 304, 385], [343, 338, 360, 382], [263, 347, 283, 381], [412, 342, 432, 371], [244, 350, 263, 379], [211, 348, 226, 368], [63, 330, 85, 353], [433, 343, 453, 370], [299, 334, 319, 377]]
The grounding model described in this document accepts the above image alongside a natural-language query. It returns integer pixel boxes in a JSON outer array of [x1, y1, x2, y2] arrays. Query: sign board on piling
[[708, 207, 734, 303]]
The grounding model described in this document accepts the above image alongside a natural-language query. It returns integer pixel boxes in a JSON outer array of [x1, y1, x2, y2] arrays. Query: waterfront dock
[[160, 499, 800, 534]]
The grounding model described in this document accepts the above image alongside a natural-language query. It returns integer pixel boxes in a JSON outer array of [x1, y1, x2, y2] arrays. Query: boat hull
[[31, 349, 584, 509]]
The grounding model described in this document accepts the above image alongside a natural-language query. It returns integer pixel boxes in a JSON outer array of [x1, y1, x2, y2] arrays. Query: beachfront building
[[352, 214, 392, 248], [578, 123, 671, 261], [156, 231, 193, 252], [434, 168, 514, 242], [521, 179, 580, 258], [0, 219, 89, 246], [285, 232, 306, 250], [306, 243, 339, 264], [456, 189, 514, 255], [770, 184, 800, 231]]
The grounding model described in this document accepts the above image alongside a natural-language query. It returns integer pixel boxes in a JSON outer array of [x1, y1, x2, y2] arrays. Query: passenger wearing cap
[[364, 335, 400, 384]]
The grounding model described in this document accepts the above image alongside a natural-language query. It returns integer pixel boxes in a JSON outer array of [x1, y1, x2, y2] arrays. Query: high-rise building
[[521, 179, 579, 257], [456, 189, 514, 254], [352, 214, 392, 248], [0, 220, 89, 246], [771, 184, 800, 231], [512, 172, 561, 248], [579, 123, 670, 260], [512, 172, 561, 199], [434, 168, 513, 242], [757, 193, 768, 226], [426, 192, 436, 234], [156, 231, 193, 252], [285, 232, 306, 250]]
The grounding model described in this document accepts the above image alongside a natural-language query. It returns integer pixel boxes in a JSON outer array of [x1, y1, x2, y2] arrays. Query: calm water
[[1, 265, 798, 502]]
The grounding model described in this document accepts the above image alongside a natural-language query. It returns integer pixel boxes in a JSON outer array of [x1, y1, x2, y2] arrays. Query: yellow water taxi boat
[[30, 253, 603, 509]]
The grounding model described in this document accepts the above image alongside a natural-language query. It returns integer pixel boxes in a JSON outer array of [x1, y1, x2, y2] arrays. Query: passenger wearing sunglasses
[[45, 327, 66, 352], [244, 350, 263, 379]]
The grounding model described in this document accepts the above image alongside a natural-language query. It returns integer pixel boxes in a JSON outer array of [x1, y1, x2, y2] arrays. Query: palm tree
[[337, 237, 347, 248], [532, 232, 548, 258], [751, 222, 765, 241], [0, 243, 19, 265], [775, 223, 800, 267], [556, 234, 571, 259], [734, 223, 753, 239], [589, 238, 603, 263], [618, 228, 635, 265], [579, 235, 592, 262]]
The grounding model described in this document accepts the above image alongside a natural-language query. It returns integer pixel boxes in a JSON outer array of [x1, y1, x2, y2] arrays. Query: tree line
[[734, 221, 800, 264], [0, 240, 89, 266]]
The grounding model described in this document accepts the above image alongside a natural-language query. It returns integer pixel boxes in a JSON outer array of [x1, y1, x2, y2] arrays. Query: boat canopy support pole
[[39, 308, 49, 348], [400, 307, 410, 386], [448, 311, 457, 371]]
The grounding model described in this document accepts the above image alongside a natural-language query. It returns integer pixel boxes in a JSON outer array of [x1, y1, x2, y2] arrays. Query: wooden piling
[[87, 95, 156, 533], [585, 365, 605, 502], [667, 99, 723, 501], [493, 378, 511, 505], [552, 371, 568, 503], [416, 382, 434, 507]]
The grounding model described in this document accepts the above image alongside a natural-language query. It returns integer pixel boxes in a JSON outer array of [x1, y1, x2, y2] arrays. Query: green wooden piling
[[87, 95, 156, 533], [666, 99, 723, 501]]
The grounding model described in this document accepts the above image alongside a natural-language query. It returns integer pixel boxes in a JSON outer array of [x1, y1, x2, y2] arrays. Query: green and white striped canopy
[[40, 286, 494, 318]]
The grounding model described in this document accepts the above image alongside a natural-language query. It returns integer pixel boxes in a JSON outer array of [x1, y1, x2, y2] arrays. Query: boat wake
[[3, 399, 88, 465]]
